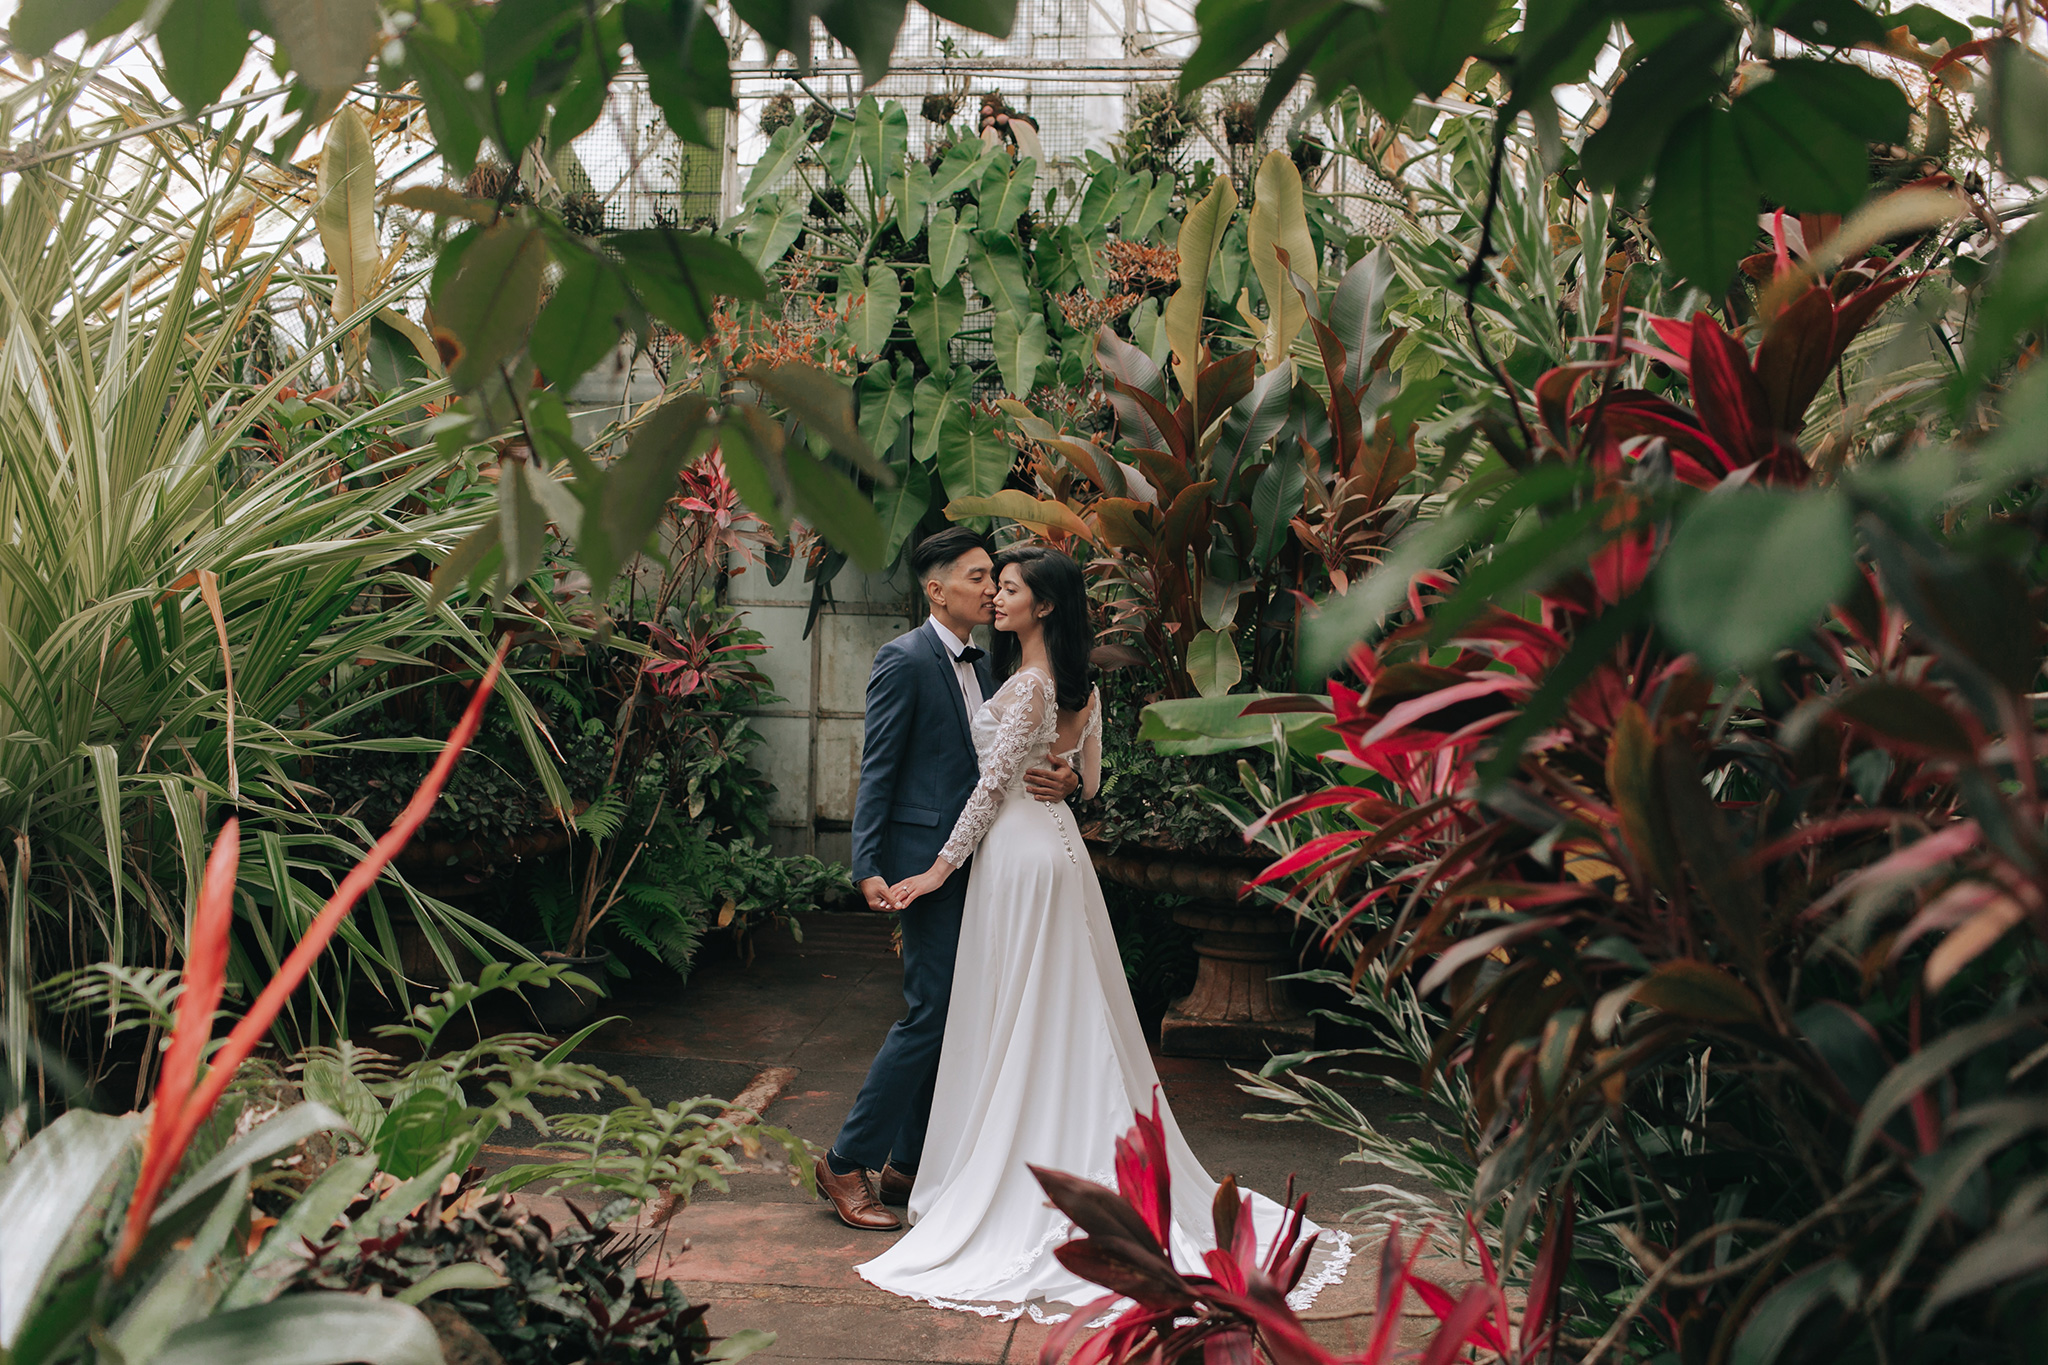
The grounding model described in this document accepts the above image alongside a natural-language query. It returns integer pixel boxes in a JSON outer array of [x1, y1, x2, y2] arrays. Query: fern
[[575, 788, 628, 841]]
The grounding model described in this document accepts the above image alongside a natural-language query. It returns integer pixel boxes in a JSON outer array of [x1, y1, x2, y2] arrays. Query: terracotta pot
[[1088, 841, 1315, 1059]]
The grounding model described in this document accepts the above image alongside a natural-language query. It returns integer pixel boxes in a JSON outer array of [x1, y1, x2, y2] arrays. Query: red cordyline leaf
[[112, 638, 509, 1275], [1116, 1094, 1175, 1248], [117, 819, 242, 1274]]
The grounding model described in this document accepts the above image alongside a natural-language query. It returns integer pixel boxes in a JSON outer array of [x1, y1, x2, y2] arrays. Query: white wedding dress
[[855, 667, 1352, 1321]]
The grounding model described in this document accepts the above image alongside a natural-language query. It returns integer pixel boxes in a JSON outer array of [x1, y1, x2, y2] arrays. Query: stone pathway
[[484, 912, 1474, 1364]]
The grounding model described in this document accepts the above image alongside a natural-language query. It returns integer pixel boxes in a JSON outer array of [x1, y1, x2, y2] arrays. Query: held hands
[[1023, 753, 1081, 803], [858, 876, 901, 913], [889, 861, 955, 910]]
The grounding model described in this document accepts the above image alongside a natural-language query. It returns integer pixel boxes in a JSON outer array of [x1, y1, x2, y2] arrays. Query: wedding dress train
[[855, 667, 1353, 1321]]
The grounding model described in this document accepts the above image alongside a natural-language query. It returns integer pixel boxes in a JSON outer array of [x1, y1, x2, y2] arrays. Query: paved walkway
[[483, 912, 1473, 1364]]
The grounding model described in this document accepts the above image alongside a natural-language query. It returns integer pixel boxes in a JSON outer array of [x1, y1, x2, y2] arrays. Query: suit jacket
[[849, 623, 994, 885]]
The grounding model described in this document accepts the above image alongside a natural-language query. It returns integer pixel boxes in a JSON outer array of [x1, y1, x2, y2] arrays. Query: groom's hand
[[859, 876, 900, 913], [1024, 754, 1081, 802]]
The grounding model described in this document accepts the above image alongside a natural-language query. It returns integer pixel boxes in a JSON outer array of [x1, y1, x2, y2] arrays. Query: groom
[[816, 527, 1081, 1230]]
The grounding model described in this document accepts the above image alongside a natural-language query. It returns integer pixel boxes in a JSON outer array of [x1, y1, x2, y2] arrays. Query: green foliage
[[0, 1099, 442, 1365], [287, 1180, 773, 1365]]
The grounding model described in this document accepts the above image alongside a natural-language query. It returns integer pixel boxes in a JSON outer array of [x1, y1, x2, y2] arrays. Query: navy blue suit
[[833, 621, 992, 1174]]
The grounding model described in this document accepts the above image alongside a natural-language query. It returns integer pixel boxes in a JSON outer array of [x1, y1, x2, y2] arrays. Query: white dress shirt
[[927, 616, 984, 720]]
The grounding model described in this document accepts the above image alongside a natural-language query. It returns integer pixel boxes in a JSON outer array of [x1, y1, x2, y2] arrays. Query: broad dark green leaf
[[978, 156, 1038, 233], [857, 357, 916, 453], [1579, 17, 1738, 189], [908, 269, 967, 371], [264, 0, 381, 106], [935, 404, 1015, 503], [624, 0, 735, 147], [1891, 3, 1970, 47], [1733, 79, 1872, 215], [734, 192, 805, 271], [402, 27, 487, 176], [1181, 0, 1327, 93], [531, 246, 629, 385], [874, 461, 933, 565], [1250, 452, 1306, 564], [1728, 1258, 1860, 1365], [787, 446, 887, 568], [1649, 105, 1761, 288], [928, 205, 978, 280], [919, 0, 1017, 36], [853, 94, 910, 200], [847, 263, 902, 360], [1989, 39, 2048, 182], [913, 370, 975, 465], [1833, 683, 1973, 757], [1657, 487, 1855, 668], [372, 1086, 468, 1179], [433, 218, 548, 390], [153, 1294, 443, 1365], [548, 36, 615, 149], [1956, 216, 2048, 401], [156, 0, 250, 111], [1763, 0, 1889, 47], [968, 231, 1034, 322], [743, 123, 807, 201], [1768, 59, 1913, 144], [607, 228, 764, 340], [820, 0, 910, 86], [1383, 0, 1499, 97], [991, 306, 1049, 398], [746, 362, 888, 478], [581, 395, 715, 595], [10, 0, 129, 54]]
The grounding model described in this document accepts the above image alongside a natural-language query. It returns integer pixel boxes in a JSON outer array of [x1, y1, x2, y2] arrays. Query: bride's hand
[[889, 863, 952, 908]]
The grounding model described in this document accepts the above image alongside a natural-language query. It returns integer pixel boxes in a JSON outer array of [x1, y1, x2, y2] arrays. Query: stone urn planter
[[1088, 840, 1315, 1059]]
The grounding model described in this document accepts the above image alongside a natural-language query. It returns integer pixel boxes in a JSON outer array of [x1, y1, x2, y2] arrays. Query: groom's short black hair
[[909, 527, 988, 583]]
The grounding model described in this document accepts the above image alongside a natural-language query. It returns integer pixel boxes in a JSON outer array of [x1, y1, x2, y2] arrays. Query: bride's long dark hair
[[990, 545, 1095, 711]]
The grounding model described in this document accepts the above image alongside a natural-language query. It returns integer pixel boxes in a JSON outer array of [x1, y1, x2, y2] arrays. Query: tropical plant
[[0, 649, 507, 1364], [284, 1177, 771, 1365], [0, 107, 587, 1082], [1031, 1103, 1573, 1364]]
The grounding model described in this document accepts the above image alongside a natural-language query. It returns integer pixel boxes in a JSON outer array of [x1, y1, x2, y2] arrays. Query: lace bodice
[[937, 672, 1102, 869]]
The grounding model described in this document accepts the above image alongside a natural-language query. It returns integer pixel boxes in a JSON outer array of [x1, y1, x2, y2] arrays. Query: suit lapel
[[922, 622, 976, 753]]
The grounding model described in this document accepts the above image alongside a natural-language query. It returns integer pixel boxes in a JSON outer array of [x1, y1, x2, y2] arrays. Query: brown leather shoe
[[818, 1163, 900, 1230], [876, 1163, 914, 1206]]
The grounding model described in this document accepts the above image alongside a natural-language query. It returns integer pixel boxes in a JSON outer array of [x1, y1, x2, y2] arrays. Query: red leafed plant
[[113, 639, 508, 1273], [1029, 1102, 1573, 1364]]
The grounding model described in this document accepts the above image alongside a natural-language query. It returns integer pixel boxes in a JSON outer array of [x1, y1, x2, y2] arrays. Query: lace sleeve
[[938, 672, 1054, 869], [1079, 686, 1102, 801]]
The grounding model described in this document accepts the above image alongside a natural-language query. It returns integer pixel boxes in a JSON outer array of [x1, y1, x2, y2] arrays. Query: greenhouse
[[3, 1, 2046, 1363]]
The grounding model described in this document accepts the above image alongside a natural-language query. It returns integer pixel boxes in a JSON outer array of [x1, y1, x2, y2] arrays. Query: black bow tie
[[958, 646, 985, 663]]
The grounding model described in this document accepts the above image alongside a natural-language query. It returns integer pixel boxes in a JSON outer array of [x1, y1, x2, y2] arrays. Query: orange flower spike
[[113, 818, 242, 1275], [115, 638, 508, 1276]]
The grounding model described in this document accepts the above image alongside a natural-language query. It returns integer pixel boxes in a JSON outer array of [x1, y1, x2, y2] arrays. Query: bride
[[855, 544, 1351, 1320]]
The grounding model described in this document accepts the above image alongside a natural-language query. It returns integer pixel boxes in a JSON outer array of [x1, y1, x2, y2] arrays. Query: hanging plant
[[760, 91, 796, 135]]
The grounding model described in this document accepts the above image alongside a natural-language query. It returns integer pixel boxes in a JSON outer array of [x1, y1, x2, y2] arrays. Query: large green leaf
[[920, 0, 1017, 35], [894, 159, 934, 239], [1732, 73, 1879, 215], [847, 263, 902, 359], [1383, 0, 1500, 96], [1185, 628, 1243, 698], [1579, 16, 1739, 189], [1138, 693, 1335, 755], [607, 228, 765, 340], [787, 446, 886, 568], [913, 370, 975, 464], [1250, 451, 1307, 565], [935, 404, 1015, 503], [157, 0, 251, 111], [433, 218, 548, 390], [857, 357, 916, 452], [9, 0, 129, 54], [736, 193, 806, 271], [908, 269, 967, 371], [0, 1110, 144, 1349], [1656, 487, 1855, 669], [1649, 105, 1761, 288], [1728, 1258, 1860, 1365], [263, 0, 380, 107], [1989, 39, 2048, 182], [531, 245, 630, 384], [978, 156, 1038, 232], [990, 306, 1049, 398], [579, 395, 714, 595], [874, 463, 933, 565], [853, 94, 910, 199], [928, 205, 978, 280], [743, 122, 807, 201], [968, 232, 1034, 323], [153, 1294, 443, 1365]]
